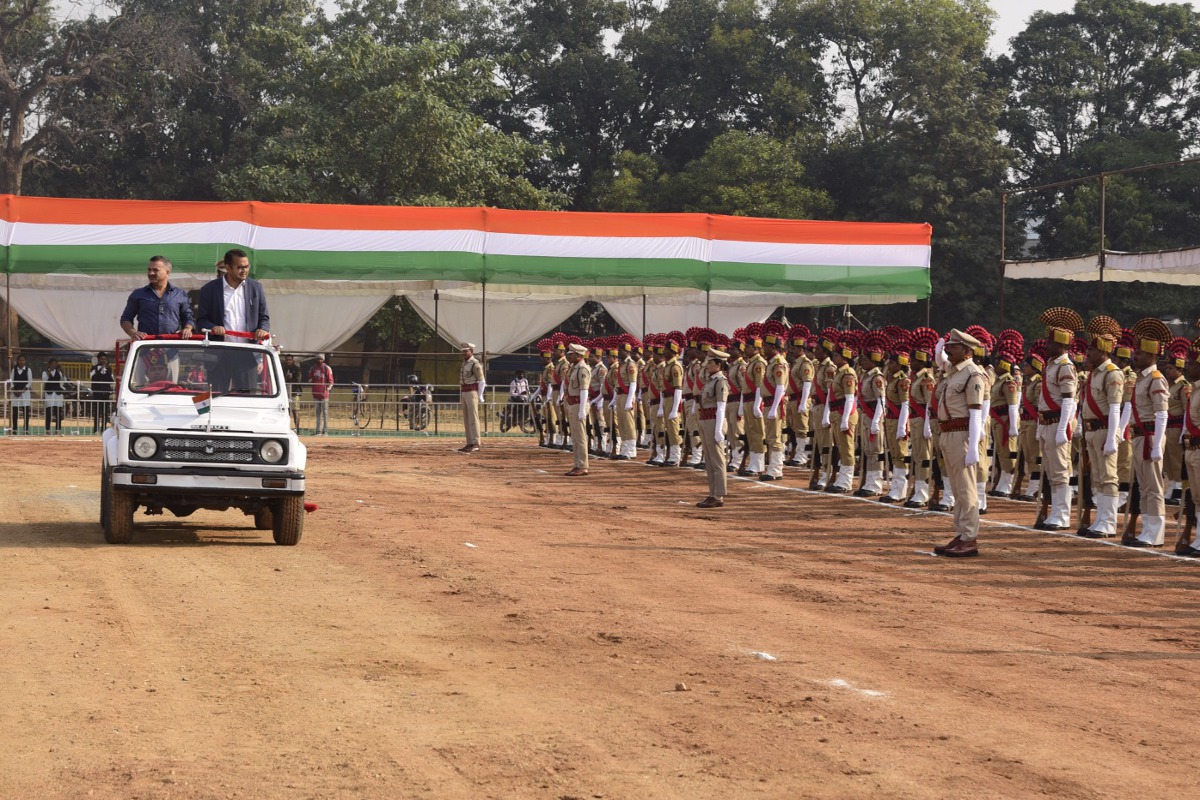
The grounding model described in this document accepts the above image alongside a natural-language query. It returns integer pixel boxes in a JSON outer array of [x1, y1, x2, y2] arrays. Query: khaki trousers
[[831, 411, 858, 468], [1038, 425, 1072, 488], [813, 405, 833, 464], [763, 412, 783, 454], [567, 403, 588, 469], [939, 429, 979, 541], [976, 421, 992, 484], [616, 393, 637, 442], [789, 403, 810, 437], [1165, 429, 1184, 483], [860, 412, 885, 471], [700, 418, 728, 498], [664, 407, 683, 447], [461, 391, 481, 445], [725, 400, 743, 449], [1084, 429, 1119, 497], [1117, 436, 1132, 489], [1018, 420, 1040, 479], [685, 401, 701, 450], [910, 425, 933, 483], [744, 411, 766, 455], [884, 419, 910, 466], [992, 419, 1017, 473], [1132, 436, 1165, 517], [542, 394, 558, 442]]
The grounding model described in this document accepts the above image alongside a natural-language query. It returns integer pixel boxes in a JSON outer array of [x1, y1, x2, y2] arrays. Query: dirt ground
[[2, 437, 1200, 800]]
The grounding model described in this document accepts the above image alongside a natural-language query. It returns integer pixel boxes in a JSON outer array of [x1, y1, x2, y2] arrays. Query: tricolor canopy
[[1, 196, 932, 353]]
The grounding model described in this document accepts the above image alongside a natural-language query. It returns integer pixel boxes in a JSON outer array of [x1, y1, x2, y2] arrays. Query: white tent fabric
[[601, 292, 778, 336], [1005, 246, 1200, 285], [406, 289, 584, 355]]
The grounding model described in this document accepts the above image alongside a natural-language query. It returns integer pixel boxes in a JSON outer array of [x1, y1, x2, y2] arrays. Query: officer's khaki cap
[[947, 329, 982, 349], [707, 348, 730, 362], [460, 342, 476, 350], [568, 343, 588, 355]]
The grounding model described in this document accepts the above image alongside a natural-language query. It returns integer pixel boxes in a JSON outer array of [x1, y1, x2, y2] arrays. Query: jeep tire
[[272, 495, 304, 546], [106, 481, 135, 545]]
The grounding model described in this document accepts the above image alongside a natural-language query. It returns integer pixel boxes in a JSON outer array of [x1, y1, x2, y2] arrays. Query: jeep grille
[[162, 437, 256, 463]]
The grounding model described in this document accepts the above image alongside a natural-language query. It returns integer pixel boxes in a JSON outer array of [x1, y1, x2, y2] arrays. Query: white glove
[[689, 399, 698, 417], [1007, 403, 1019, 439], [1056, 397, 1075, 446], [821, 398, 831, 429], [922, 408, 932, 440], [870, 397, 883, 436], [737, 396, 744, 420], [669, 389, 682, 420], [624, 380, 636, 410], [768, 384, 785, 420], [934, 338, 949, 369], [752, 388, 763, 419], [656, 400, 664, 418], [799, 380, 812, 410], [966, 408, 982, 467], [841, 393, 857, 432], [478, 379, 486, 403], [1104, 403, 1120, 454], [896, 401, 910, 439], [578, 389, 588, 421], [714, 401, 727, 444], [1119, 401, 1132, 435], [980, 399, 991, 435], [1151, 409, 1167, 461]]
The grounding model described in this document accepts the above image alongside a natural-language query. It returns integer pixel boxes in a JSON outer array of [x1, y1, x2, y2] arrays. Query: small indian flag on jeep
[[192, 391, 212, 415]]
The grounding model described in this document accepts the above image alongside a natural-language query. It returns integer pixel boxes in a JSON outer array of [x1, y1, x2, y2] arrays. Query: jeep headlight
[[260, 440, 285, 464], [133, 435, 158, 459]]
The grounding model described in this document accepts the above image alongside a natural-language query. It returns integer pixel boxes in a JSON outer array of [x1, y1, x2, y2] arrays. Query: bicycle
[[500, 393, 539, 434], [349, 382, 371, 429]]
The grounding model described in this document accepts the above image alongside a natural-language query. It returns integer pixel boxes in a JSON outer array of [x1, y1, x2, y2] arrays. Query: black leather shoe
[[1176, 544, 1200, 556], [877, 496, 898, 504], [825, 485, 848, 494], [690, 462, 705, 470], [930, 503, 951, 512], [853, 488, 876, 498], [614, 455, 631, 461], [903, 500, 924, 509], [1033, 521, 1064, 531], [1125, 538, 1154, 547], [662, 460, 679, 467], [783, 459, 800, 467], [759, 474, 776, 482], [1078, 529, 1111, 539], [986, 490, 1007, 498]]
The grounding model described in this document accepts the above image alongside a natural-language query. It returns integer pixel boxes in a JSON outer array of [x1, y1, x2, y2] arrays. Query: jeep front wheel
[[272, 496, 304, 546], [106, 485, 135, 544]]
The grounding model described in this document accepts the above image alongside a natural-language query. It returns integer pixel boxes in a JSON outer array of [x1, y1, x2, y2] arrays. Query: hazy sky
[[989, 0, 1200, 53]]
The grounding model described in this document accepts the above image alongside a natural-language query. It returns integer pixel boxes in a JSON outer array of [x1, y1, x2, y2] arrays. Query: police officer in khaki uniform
[[587, 344, 608, 455], [725, 337, 747, 473], [741, 335, 768, 477], [826, 341, 859, 493], [811, 338, 838, 490], [988, 350, 1022, 497], [564, 343, 592, 476], [1035, 309, 1081, 530], [1113, 341, 1137, 510], [904, 344, 937, 507], [458, 343, 485, 453], [1014, 352, 1045, 502], [759, 331, 789, 481], [880, 348, 913, 503], [856, 337, 888, 497], [1164, 353, 1190, 506], [785, 330, 814, 467], [537, 340, 557, 447], [1124, 320, 1172, 546], [614, 338, 640, 460], [697, 348, 731, 508], [660, 338, 686, 466], [931, 329, 986, 557], [553, 342, 570, 448], [1177, 345, 1200, 555], [1078, 331, 1124, 538]]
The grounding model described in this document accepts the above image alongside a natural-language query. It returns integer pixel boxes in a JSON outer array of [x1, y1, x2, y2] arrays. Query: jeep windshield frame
[[126, 343, 283, 398]]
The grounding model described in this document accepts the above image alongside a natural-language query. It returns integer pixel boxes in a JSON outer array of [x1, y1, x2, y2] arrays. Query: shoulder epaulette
[[1151, 370, 1164, 380], [1105, 363, 1117, 371]]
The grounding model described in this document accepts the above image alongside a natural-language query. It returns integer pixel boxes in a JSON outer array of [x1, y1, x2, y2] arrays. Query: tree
[[0, 0, 185, 195], [215, 35, 560, 208]]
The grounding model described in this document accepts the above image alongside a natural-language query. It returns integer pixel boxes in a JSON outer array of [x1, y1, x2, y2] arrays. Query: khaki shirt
[[567, 361, 591, 398], [935, 358, 985, 420], [1038, 354, 1077, 412], [700, 371, 730, 409], [685, 357, 705, 397], [861, 366, 885, 402], [1132, 365, 1169, 430], [460, 356, 484, 386], [1121, 365, 1136, 405], [910, 366, 935, 408], [1021, 374, 1041, 421], [540, 360, 554, 393], [1189, 379, 1200, 431], [589, 361, 608, 395], [746, 354, 767, 396], [727, 357, 746, 397], [553, 356, 569, 394], [790, 354, 815, 407], [619, 356, 638, 393], [1168, 375, 1190, 420], [831, 363, 857, 403], [885, 369, 911, 409], [1081, 360, 1123, 419], [663, 356, 685, 394], [816, 356, 836, 403], [990, 370, 1021, 409], [763, 353, 788, 395]]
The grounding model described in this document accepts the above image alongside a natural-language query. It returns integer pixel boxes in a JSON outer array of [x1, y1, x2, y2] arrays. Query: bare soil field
[[2, 437, 1199, 800]]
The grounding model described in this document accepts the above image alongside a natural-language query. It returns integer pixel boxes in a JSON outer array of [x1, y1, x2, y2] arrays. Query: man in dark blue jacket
[[197, 249, 271, 391], [196, 249, 270, 340]]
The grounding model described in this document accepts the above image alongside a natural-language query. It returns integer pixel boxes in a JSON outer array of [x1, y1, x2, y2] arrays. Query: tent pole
[[1098, 173, 1107, 313], [705, 290, 710, 327], [5, 271, 10, 370], [641, 294, 646, 338], [481, 280, 488, 437], [433, 290, 440, 435], [999, 191, 1007, 328]]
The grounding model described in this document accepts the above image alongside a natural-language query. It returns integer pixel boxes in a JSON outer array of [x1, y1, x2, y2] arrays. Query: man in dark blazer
[[197, 249, 270, 340], [197, 249, 271, 391]]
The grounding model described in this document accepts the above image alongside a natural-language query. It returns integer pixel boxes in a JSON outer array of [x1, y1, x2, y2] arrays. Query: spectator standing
[[283, 354, 302, 430], [8, 354, 32, 434], [42, 358, 66, 435], [308, 354, 334, 435], [90, 352, 114, 433]]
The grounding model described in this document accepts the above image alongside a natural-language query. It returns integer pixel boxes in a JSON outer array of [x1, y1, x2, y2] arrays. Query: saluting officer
[[696, 348, 731, 508], [564, 343, 593, 476], [931, 329, 987, 558]]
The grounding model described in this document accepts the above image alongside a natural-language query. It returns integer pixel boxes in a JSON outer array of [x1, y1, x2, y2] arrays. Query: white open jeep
[[100, 335, 307, 545]]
